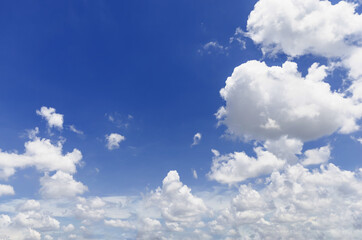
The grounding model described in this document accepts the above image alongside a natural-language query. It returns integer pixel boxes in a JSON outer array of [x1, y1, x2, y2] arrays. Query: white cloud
[[247, 0, 362, 94], [1, 1, 362, 239], [211, 149, 220, 157], [191, 132, 202, 146], [349, 79, 362, 102], [36, 106, 64, 129], [302, 145, 331, 166], [105, 133, 125, 150], [62, 223, 75, 232], [8, 201, 60, 239], [229, 27, 246, 49], [104, 219, 135, 229], [208, 147, 285, 184], [217, 61, 362, 141], [247, 0, 362, 58], [137, 218, 163, 239], [214, 163, 362, 239], [199, 41, 226, 54], [345, 48, 362, 79], [192, 169, 198, 179], [25, 228, 41, 240], [264, 136, 303, 163], [69, 125, 83, 135], [75, 197, 106, 224], [27, 127, 39, 140], [106, 112, 133, 128], [0, 184, 15, 197], [0, 137, 82, 180], [18, 200, 40, 212], [13, 210, 60, 232], [149, 170, 207, 224], [39, 171, 88, 199]]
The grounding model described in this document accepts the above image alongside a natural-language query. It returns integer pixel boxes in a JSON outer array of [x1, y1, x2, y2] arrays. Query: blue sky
[[1, 0, 362, 239], [0, 0, 264, 196]]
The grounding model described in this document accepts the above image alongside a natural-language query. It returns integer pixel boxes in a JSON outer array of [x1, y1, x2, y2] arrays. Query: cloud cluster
[[0, 200, 60, 240], [2, 165, 362, 239], [217, 61, 362, 141], [209, 163, 362, 239], [75, 197, 106, 225]]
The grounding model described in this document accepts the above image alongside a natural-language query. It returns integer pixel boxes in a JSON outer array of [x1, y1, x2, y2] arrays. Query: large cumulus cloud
[[216, 60, 362, 141]]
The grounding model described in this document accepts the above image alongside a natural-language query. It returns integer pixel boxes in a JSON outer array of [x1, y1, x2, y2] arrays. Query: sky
[[0, 0, 362, 239]]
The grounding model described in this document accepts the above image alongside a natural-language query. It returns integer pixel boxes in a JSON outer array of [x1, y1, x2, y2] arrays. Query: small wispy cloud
[[69, 125, 84, 135], [192, 169, 198, 179], [229, 27, 247, 50], [198, 41, 226, 55], [106, 112, 133, 128], [191, 133, 202, 146], [199, 27, 246, 55]]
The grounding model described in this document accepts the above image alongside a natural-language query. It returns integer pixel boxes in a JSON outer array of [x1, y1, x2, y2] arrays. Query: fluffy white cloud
[[36, 106, 64, 129], [302, 145, 331, 166], [18, 200, 40, 212], [100, 163, 362, 239], [264, 136, 303, 163], [192, 132, 202, 146], [137, 217, 164, 239], [217, 61, 362, 141], [247, 0, 362, 96], [0, 184, 15, 197], [208, 147, 285, 184], [105, 133, 125, 150], [345, 48, 362, 79], [0, 137, 82, 180], [149, 171, 207, 225], [39, 171, 87, 199], [0, 201, 60, 240], [13, 211, 60, 231], [75, 197, 106, 224], [25, 228, 41, 240], [247, 0, 362, 58]]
